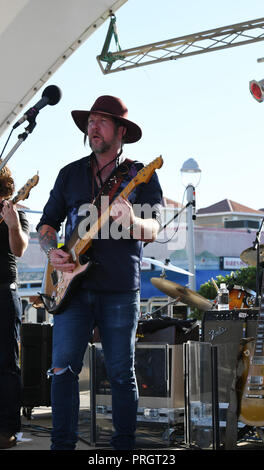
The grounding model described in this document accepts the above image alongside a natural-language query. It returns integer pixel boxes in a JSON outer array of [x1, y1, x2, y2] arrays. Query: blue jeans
[[50, 288, 140, 450], [0, 286, 22, 435]]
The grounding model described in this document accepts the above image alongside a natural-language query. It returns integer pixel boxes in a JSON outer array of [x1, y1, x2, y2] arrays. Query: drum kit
[[144, 257, 213, 313], [145, 243, 260, 312]]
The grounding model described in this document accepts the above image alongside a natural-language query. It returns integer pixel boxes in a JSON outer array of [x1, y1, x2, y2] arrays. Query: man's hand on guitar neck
[[38, 224, 75, 273]]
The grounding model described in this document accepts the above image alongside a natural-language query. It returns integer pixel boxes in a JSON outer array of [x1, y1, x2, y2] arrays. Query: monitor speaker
[[94, 342, 186, 410], [20, 323, 52, 408]]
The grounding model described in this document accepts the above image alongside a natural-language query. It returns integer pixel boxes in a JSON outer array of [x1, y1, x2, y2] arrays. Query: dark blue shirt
[[37, 153, 163, 292]]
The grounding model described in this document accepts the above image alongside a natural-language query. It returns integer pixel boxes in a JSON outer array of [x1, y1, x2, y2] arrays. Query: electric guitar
[[40, 156, 163, 314], [0, 173, 39, 224], [238, 275, 264, 426]]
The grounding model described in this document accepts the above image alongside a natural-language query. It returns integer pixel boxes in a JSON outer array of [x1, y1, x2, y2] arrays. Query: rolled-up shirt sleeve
[[133, 171, 163, 227]]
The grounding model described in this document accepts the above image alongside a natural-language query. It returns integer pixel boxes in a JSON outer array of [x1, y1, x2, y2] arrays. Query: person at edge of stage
[[36, 95, 163, 451], [0, 161, 29, 449]]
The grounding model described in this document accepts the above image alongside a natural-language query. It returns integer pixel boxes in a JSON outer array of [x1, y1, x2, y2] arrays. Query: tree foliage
[[192, 266, 257, 320]]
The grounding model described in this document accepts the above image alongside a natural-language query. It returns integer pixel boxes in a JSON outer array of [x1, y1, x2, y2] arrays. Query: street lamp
[[180, 158, 201, 293]]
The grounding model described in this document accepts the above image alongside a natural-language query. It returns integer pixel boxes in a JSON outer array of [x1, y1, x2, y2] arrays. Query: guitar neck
[[71, 156, 162, 257], [74, 178, 137, 256], [0, 194, 18, 225]]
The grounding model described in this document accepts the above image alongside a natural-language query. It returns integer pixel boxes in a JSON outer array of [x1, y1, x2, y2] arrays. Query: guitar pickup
[[252, 357, 264, 365], [245, 394, 264, 399], [248, 376, 263, 384], [69, 248, 77, 262]]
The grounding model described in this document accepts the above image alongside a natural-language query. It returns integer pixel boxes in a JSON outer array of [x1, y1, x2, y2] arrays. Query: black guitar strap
[[92, 158, 133, 214], [66, 158, 134, 250]]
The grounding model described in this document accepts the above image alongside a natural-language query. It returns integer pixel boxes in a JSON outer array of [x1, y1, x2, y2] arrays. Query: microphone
[[13, 85, 62, 129]]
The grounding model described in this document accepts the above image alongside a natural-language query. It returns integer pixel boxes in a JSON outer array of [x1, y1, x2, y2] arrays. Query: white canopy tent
[[0, 0, 127, 137]]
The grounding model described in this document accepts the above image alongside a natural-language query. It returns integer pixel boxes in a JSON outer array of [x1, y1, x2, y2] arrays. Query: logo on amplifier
[[208, 326, 227, 341]]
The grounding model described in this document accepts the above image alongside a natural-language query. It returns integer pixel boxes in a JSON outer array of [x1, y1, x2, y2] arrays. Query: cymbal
[[240, 245, 264, 266], [143, 257, 193, 276], [151, 277, 213, 311]]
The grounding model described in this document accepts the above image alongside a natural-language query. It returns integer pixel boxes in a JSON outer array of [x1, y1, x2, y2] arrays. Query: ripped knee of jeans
[[47, 365, 75, 378]]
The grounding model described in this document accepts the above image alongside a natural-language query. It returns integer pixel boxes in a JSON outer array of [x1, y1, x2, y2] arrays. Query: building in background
[[141, 197, 264, 299]]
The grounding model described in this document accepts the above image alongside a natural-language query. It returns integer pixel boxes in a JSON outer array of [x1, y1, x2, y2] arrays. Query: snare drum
[[243, 287, 256, 307], [229, 285, 256, 309]]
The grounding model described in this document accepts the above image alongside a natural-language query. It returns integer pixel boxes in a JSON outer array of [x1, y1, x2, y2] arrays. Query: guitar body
[[40, 156, 163, 314], [41, 256, 93, 314], [238, 338, 264, 426]]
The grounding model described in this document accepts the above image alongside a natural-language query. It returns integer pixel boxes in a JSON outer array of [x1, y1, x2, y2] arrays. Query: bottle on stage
[[217, 283, 229, 311]]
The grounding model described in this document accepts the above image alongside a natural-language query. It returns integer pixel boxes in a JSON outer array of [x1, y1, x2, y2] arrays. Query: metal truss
[[97, 16, 264, 74]]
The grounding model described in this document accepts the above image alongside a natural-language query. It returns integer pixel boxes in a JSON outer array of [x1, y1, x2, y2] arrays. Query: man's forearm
[[37, 224, 58, 253]]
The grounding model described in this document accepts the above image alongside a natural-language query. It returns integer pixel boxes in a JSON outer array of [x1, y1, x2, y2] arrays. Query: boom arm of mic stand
[[143, 201, 192, 247], [0, 120, 37, 172]]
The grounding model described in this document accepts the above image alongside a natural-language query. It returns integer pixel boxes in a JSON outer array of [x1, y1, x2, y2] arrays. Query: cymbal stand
[[252, 216, 264, 306], [141, 298, 180, 320]]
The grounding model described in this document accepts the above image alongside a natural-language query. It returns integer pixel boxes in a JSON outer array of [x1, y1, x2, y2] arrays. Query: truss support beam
[[97, 17, 264, 74]]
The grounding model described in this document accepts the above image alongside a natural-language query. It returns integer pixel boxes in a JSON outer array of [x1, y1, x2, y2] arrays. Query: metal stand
[[184, 341, 220, 450], [0, 120, 37, 172], [89, 343, 97, 446]]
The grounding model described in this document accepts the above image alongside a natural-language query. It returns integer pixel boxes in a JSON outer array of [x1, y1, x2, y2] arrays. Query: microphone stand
[[144, 200, 192, 248], [0, 119, 37, 172], [252, 216, 264, 307]]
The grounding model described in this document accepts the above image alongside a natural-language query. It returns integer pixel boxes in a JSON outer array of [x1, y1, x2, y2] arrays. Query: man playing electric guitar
[[37, 95, 163, 451]]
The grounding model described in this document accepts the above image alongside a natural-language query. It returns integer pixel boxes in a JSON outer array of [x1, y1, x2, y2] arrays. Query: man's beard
[[89, 137, 112, 154], [89, 126, 119, 155]]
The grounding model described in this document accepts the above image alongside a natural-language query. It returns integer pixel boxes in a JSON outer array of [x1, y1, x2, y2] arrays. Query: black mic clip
[[17, 119, 37, 141], [13, 107, 39, 131]]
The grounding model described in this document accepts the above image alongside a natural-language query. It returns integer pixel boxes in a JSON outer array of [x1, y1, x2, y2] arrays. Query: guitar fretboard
[[72, 156, 163, 257]]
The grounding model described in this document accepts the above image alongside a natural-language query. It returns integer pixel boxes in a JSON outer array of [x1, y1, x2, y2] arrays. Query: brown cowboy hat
[[71, 95, 142, 143]]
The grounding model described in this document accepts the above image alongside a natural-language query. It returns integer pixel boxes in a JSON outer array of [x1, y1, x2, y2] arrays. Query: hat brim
[[71, 110, 142, 144]]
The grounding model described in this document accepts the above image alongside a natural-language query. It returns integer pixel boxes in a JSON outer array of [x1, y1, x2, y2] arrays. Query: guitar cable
[[0, 128, 14, 159]]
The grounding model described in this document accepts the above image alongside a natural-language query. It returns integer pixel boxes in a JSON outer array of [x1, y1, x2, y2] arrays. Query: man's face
[[87, 113, 125, 154]]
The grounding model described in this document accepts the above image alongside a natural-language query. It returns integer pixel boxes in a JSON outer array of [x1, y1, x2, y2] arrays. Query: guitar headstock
[[13, 174, 39, 204], [136, 156, 163, 184]]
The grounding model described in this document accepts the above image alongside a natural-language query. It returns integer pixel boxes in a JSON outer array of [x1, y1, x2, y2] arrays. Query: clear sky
[[1, 0, 264, 228]]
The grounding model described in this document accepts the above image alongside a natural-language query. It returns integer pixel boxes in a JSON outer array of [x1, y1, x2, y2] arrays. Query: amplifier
[[93, 342, 185, 410], [201, 309, 259, 403], [201, 309, 259, 344]]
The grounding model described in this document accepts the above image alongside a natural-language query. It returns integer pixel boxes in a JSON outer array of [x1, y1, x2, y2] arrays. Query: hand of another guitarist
[[48, 248, 76, 273]]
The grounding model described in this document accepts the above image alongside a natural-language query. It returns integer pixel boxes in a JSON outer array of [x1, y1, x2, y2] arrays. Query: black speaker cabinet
[[20, 323, 52, 408], [137, 323, 199, 345], [201, 309, 259, 403]]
